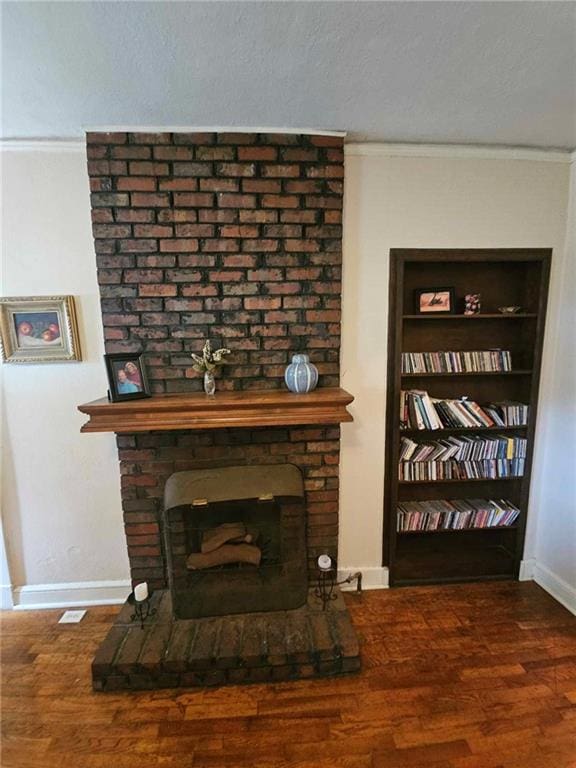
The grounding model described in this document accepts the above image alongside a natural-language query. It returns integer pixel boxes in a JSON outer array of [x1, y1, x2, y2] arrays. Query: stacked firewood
[[186, 523, 262, 570]]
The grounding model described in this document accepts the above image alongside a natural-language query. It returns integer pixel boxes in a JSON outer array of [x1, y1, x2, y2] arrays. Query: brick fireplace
[[83, 131, 359, 689], [87, 130, 345, 588]]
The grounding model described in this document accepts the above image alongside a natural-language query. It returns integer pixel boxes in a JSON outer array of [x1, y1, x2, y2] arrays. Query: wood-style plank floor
[[1, 581, 575, 768]]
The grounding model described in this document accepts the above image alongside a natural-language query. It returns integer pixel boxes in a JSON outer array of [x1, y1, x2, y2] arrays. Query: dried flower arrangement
[[191, 340, 231, 395]]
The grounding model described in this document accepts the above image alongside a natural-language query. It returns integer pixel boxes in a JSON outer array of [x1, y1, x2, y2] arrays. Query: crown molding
[[0, 139, 84, 152], [345, 143, 573, 163], [2, 137, 572, 161], [1, 127, 347, 152], [81, 126, 347, 137]]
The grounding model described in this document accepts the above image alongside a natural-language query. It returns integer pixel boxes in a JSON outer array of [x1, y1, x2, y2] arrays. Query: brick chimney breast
[[87, 131, 344, 589]]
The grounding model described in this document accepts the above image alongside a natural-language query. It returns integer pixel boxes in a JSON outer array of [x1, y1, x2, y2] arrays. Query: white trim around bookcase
[[337, 566, 389, 591], [11, 579, 131, 610]]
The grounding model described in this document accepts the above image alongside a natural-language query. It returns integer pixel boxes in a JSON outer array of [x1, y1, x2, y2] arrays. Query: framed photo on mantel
[[104, 353, 151, 402], [414, 287, 455, 315], [0, 295, 82, 363]]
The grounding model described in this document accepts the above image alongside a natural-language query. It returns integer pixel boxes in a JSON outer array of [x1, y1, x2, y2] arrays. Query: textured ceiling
[[2, 1, 575, 149]]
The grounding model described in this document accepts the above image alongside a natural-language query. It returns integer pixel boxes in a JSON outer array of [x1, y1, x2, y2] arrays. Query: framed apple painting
[[0, 296, 82, 363]]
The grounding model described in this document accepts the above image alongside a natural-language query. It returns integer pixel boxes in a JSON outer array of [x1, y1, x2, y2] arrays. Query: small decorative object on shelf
[[285, 354, 318, 393], [498, 306, 522, 314], [464, 293, 481, 315], [105, 352, 151, 402], [414, 287, 455, 314], [191, 339, 231, 395], [128, 582, 156, 629]]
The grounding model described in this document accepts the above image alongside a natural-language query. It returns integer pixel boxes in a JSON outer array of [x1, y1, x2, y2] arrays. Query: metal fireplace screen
[[163, 464, 308, 619]]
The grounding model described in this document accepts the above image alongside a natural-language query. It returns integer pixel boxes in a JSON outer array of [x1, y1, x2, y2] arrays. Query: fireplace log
[[186, 543, 262, 570], [201, 523, 251, 554]]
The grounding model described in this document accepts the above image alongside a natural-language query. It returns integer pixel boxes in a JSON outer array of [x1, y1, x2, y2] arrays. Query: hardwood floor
[[1, 581, 575, 768]]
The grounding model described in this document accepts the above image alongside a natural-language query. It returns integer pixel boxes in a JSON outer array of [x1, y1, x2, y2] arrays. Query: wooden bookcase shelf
[[384, 249, 551, 586], [398, 477, 523, 485], [401, 371, 532, 378], [402, 313, 538, 320], [397, 526, 519, 536], [401, 426, 527, 437]]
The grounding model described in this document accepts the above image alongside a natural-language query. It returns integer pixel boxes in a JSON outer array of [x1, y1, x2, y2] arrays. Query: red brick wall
[[87, 131, 343, 393], [86, 132, 344, 589]]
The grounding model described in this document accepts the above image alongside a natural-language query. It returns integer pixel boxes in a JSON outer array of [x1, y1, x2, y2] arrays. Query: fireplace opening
[[163, 464, 308, 618], [185, 500, 282, 572]]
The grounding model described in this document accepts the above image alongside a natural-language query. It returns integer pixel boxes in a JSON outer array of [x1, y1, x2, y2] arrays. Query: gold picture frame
[[0, 296, 82, 363]]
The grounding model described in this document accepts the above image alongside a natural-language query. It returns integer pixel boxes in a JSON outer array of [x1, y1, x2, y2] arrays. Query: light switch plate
[[58, 610, 87, 624]]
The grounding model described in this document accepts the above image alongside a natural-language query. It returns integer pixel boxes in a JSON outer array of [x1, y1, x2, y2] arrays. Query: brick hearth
[[92, 588, 360, 691]]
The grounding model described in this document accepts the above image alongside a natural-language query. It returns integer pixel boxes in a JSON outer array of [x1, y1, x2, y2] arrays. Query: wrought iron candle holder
[[128, 589, 156, 629], [315, 555, 362, 611], [315, 561, 338, 610]]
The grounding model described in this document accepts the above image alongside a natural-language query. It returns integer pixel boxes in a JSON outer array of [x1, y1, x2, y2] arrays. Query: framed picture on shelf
[[414, 287, 455, 315], [104, 353, 151, 402], [0, 295, 82, 363]]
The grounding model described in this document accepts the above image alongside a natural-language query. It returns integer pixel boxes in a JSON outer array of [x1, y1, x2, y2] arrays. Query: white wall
[[1, 143, 573, 610], [339, 147, 573, 602], [1, 147, 130, 606], [530, 159, 576, 610]]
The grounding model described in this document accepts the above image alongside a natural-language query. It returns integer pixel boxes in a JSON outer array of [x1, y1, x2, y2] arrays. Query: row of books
[[400, 389, 529, 430], [399, 458, 525, 481], [399, 435, 527, 463], [495, 402, 529, 426], [401, 350, 512, 374], [396, 498, 521, 532]]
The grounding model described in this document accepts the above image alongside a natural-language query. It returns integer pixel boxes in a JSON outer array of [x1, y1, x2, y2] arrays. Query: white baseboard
[[0, 585, 14, 610], [532, 562, 576, 616], [519, 558, 536, 581], [11, 579, 131, 610], [337, 566, 389, 591]]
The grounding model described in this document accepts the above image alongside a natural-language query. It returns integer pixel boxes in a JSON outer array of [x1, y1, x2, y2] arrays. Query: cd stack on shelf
[[396, 499, 521, 532], [401, 350, 512, 374]]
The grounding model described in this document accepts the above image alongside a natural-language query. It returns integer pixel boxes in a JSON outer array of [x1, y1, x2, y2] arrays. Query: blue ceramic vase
[[284, 354, 318, 394]]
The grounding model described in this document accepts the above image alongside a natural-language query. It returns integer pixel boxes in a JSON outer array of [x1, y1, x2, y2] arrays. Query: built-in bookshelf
[[384, 249, 551, 586]]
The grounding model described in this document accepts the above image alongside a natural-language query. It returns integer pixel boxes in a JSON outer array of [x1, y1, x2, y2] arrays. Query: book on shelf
[[396, 498, 521, 532], [401, 350, 512, 374], [398, 458, 525, 481], [400, 390, 529, 430]]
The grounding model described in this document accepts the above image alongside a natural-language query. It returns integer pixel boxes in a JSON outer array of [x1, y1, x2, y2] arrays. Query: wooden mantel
[[78, 387, 354, 433]]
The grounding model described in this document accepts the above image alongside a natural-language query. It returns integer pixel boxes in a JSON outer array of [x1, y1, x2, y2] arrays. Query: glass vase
[[203, 370, 216, 395]]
